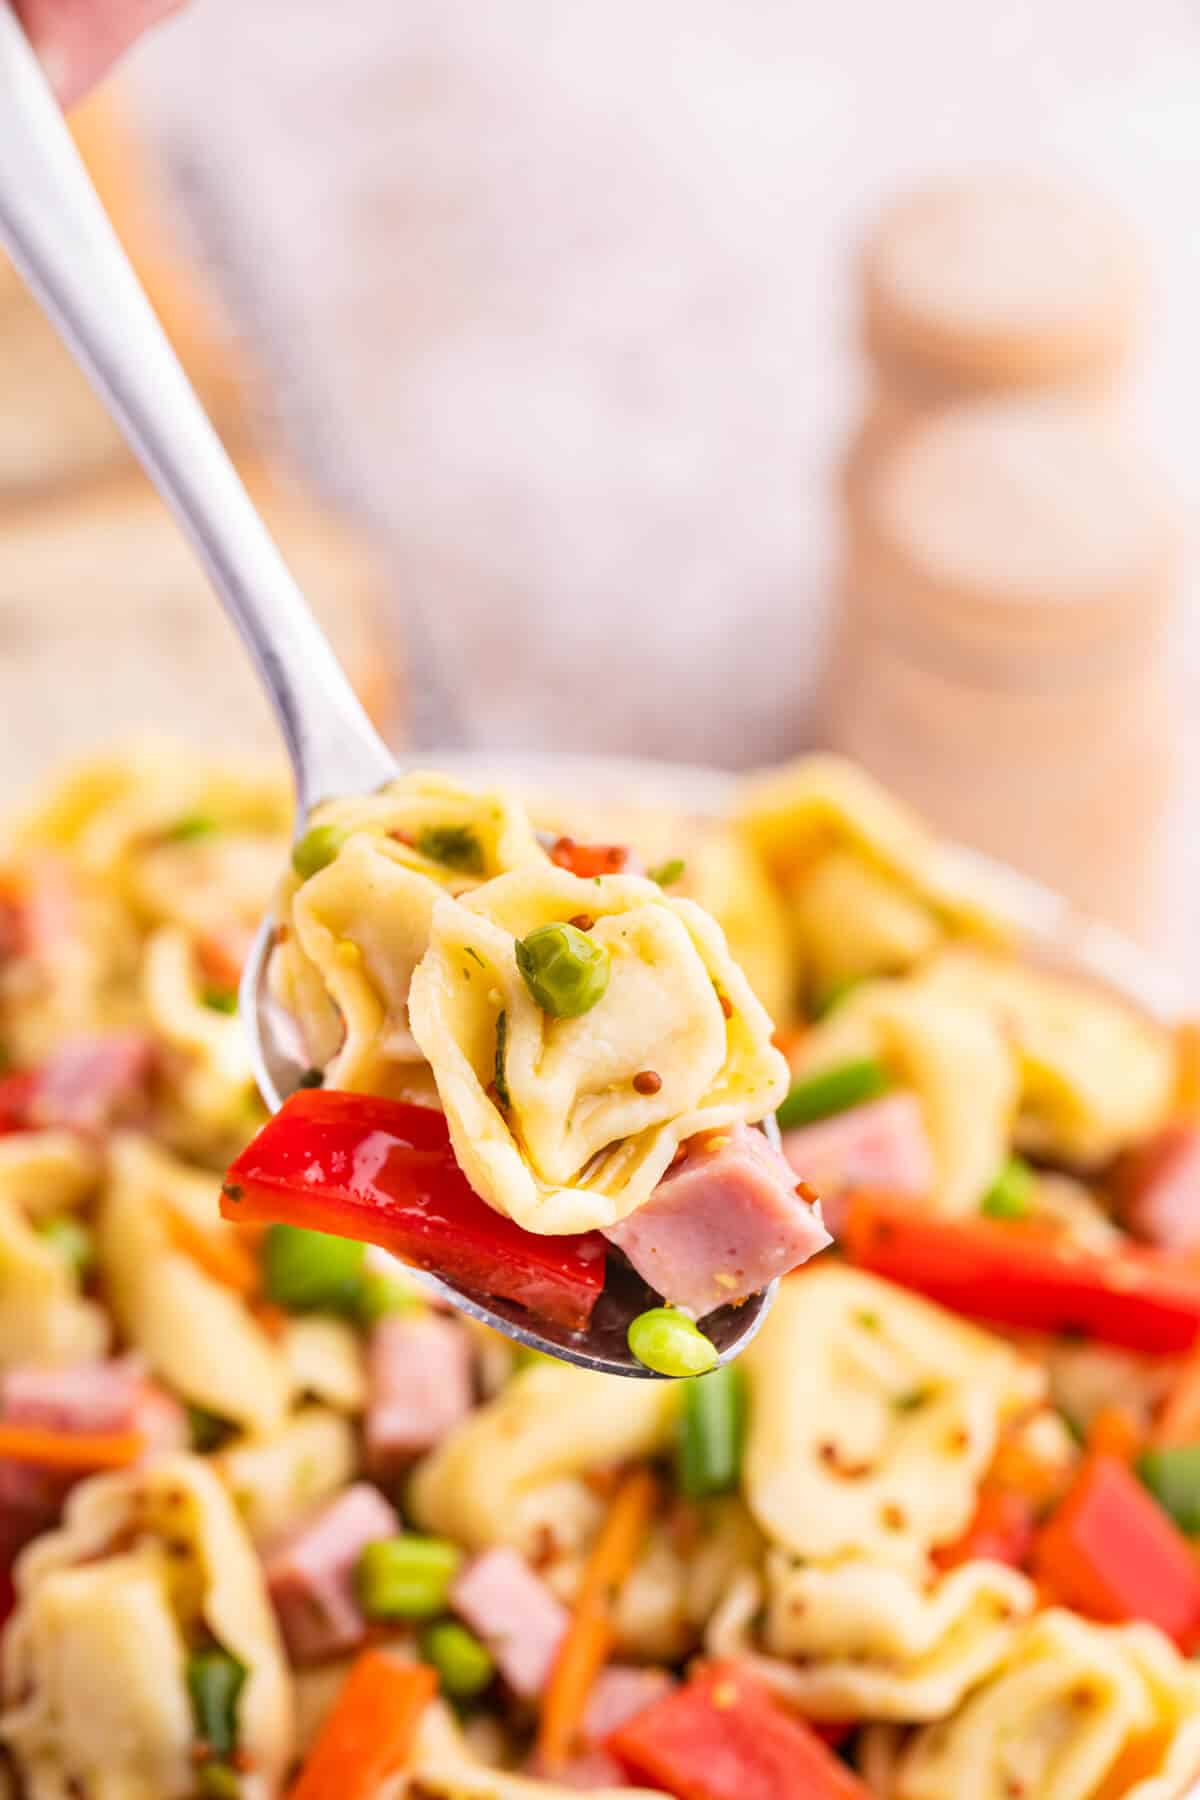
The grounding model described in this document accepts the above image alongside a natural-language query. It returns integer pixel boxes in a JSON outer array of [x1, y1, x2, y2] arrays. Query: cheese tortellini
[[743, 1266, 1042, 1571], [410, 1358, 678, 1553], [0, 1132, 107, 1367], [791, 978, 1018, 1214], [409, 865, 787, 1233], [892, 1610, 1200, 1800], [270, 772, 545, 1090], [1, 1454, 292, 1800]]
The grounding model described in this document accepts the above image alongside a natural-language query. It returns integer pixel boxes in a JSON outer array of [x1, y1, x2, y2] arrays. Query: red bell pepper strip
[[549, 837, 637, 879], [932, 1483, 1036, 1574], [607, 1662, 871, 1800], [843, 1191, 1200, 1355], [1032, 1454, 1200, 1652], [286, 1652, 436, 1800], [222, 1091, 607, 1332]]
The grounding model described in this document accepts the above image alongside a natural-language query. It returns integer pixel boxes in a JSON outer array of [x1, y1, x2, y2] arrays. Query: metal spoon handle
[[0, 4, 395, 816]]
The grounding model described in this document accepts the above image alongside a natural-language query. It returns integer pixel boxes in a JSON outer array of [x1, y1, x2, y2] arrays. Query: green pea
[[291, 824, 348, 880], [357, 1535, 462, 1621], [515, 923, 610, 1019], [36, 1215, 93, 1279], [647, 857, 686, 888], [197, 1763, 241, 1798], [775, 1057, 889, 1131], [421, 1620, 496, 1698], [416, 825, 485, 875], [628, 1308, 719, 1378], [261, 1223, 366, 1314], [187, 1648, 246, 1761], [166, 813, 219, 843], [677, 1364, 745, 1498], [980, 1156, 1035, 1220], [202, 987, 238, 1015], [1137, 1444, 1200, 1536]]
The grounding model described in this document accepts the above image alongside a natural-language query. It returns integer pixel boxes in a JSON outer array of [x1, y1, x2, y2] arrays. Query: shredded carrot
[[287, 1652, 436, 1800], [0, 1423, 143, 1469], [165, 1208, 258, 1296], [1152, 1349, 1200, 1446], [1172, 1022, 1200, 1121], [1086, 1403, 1143, 1463], [537, 1469, 657, 1771]]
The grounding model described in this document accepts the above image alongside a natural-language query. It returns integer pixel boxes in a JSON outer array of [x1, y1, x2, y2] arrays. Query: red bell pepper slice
[[221, 1091, 607, 1332], [1032, 1454, 1200, 1651], [607, 1662, 870, 1800], [932, 1484, 1036, 1574], [549, 837, 636, 879], [0, 1072, 37, 1136], [843, 1191, 1200, 1355]]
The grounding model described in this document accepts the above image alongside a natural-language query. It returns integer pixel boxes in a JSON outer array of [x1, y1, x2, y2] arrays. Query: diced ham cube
[[783, 1093, 934, 1236], [29, 1034, 157, 1134], [450, 1547, 568, 1699], [605, 1124, 831, 1318], [265, 1482, 400, 1662], [365, 1313, 473, 1474], [582, 1665, 675, 1745], [1115, 1124, 1200, 1251]]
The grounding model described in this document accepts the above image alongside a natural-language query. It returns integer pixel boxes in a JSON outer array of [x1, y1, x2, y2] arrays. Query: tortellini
[[216, 1407, 358, 1544], [99, 1135, 292, 1435], [891, 1610, 1200, 1800], [919, 946, 1175, 1165], [0, 1132, 107, 1368], [707, 1557, 1033, 1722], [409, 865, 788, 1233], [142, 924, 257, 1137], [791, 978, 1018, 1214], [409, 1359, 678, 1553], [271, 772, 545, 1089], [736, 754, 1005, 1000], [742, 1266, 1043, 1570], [1, 1454, 292, 1800]]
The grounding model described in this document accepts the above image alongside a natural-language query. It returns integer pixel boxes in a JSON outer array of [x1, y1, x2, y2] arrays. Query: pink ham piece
[[30, 1033, 157, 1133], [365, 1312, 473, 1474], [450, 1547, 568, 1699], [605, 1124, 831, 1318], [1115, 1123, 1200, 1250], [265, 1482, 400, 1662], [582, 1665, 674, 1743], [782, 1092, 934, 1236]]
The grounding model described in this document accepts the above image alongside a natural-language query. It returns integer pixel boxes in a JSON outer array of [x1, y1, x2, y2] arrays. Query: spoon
[[0, 6, 777, 1375]]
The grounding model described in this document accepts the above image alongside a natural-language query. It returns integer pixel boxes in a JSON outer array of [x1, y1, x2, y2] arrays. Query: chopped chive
[[421, 1620, 495, 1698], [202, 987, 238, 1015], [187, 1648, 246, 1761], [166, 813, 219, 843], [892, 1385, 934, 1414], [494, 1010, 511, 1110], [811, 976, 861, 1020], [36, 1215, 93, 1279], [357, 1535, 461, 1620], [292, 824, 347, 880], [416, 825, 484, 875], [647, 858, 686, 888], [776, 1058, 889, 1132], [677, 1364, 745, 1498], [980, 1156, 1035, 1220]]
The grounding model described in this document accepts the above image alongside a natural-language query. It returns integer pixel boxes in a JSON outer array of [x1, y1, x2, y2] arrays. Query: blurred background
[[2, 0, 1199, 974]]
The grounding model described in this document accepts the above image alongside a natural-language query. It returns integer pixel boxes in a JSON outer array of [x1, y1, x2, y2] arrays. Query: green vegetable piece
[[188, 1405, 237, 1454], [647, 857, 686, 888], [197, 1764, 241, 1799], [1138, 1444, 1200, 1536], [980, 1156, 1035, 1220], [202, 987, 238, 1015], [628, 1308, 719, 1378], [291, 824, 347, 881], [416, 825, 485, 875], [187, 1649, 246, 1761], [493, 1009, 511, 1110], [36, 1215, 93, 1279], [421, 1620, 496, 1698], [811, 976, 861, 1020], [261, 1222, 366, 1315], [515, 923, 610, 1019], [357, 1535, 462, 1621], [775, 1057, 889, 1132], [677, 1363, 745, 1498], [296, 1066, 325, 1089], [167, 813, 219, 843]]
